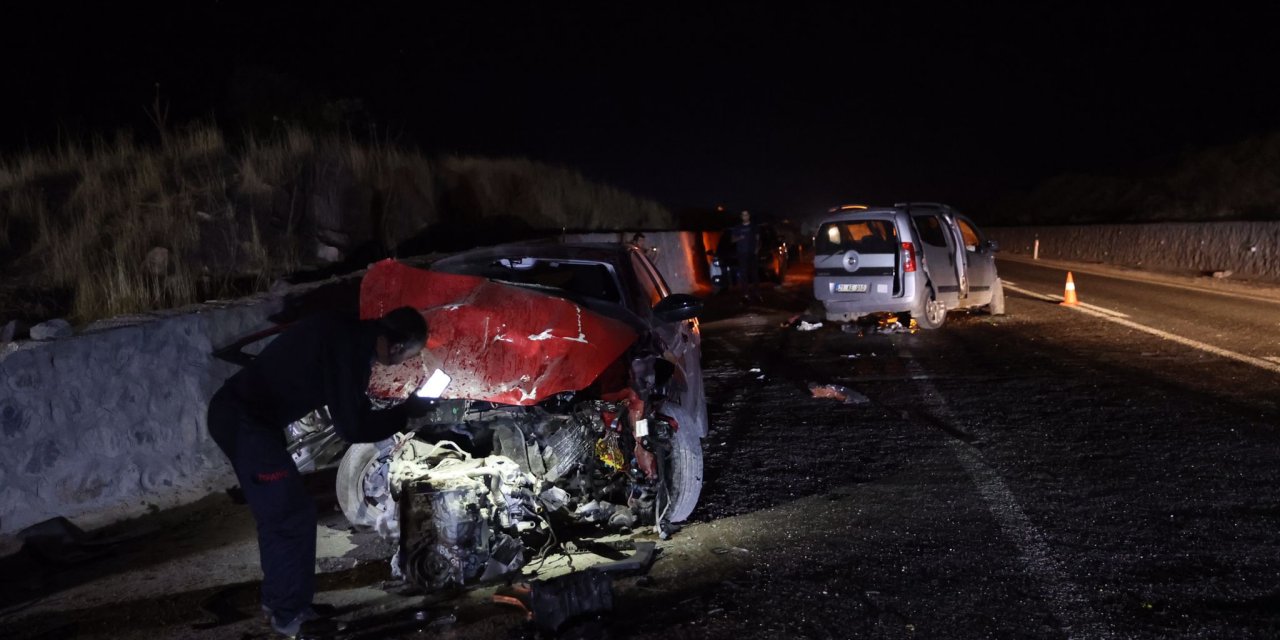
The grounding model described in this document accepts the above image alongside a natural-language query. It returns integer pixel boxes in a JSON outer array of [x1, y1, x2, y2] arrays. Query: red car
[[282, 242, 707, 590]]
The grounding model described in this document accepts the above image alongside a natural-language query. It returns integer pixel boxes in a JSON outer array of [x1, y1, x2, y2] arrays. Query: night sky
[[6, 2, 1280, 220]]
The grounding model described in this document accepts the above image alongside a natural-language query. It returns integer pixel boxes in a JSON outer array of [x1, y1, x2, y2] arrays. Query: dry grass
[[0, 124, 671, 324]]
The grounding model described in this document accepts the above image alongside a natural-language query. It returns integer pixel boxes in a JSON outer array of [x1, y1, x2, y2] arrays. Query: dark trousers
[[736, 252, 759, 288], [207, 388, 316, 621]]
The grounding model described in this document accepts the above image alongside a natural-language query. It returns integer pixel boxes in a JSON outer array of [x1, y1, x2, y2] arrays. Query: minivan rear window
[[816, 220, 899, 254]]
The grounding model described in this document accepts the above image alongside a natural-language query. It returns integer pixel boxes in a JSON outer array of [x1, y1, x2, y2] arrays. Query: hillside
[[988, 131, 1280, 225], [0, 124, 671, 326]]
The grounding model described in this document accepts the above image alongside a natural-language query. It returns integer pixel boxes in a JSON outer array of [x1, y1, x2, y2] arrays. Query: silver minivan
[[812, 203, 1004, 328]]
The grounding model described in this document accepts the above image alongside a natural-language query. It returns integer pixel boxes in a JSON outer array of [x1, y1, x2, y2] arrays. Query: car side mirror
[[653, 293, 703, 323], [984, 239, 1000, 253]]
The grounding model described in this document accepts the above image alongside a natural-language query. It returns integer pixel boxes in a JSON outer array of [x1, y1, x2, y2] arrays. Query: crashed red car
[[280, 242, 707, 591]]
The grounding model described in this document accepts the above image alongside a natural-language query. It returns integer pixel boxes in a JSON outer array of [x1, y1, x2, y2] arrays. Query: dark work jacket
[[729, 223, 758, 256], [224, 311, 407, 443]]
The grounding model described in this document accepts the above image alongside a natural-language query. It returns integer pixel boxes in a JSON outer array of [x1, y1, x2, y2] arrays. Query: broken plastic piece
[[808, 383, 870, 405], [528, 570, 614, 633], [797, 321, 823, 331]]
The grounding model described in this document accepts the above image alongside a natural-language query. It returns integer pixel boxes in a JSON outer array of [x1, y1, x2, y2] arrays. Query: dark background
[[4, 2, 1279, 221]]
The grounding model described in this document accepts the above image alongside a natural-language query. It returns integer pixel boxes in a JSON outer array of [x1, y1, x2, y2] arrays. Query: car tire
[[986, 278, 1006, 315], [659, 406, 703, 523], [335, 443, 386, 528], [915, 286, 947, 330]]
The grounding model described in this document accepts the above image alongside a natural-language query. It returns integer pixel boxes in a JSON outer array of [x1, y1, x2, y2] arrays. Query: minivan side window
[[911, 215, 950, 248], [955, 219, 981, 251]]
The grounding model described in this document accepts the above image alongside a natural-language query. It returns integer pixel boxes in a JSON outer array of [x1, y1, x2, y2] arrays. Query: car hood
[[360, 259, 638, 405]]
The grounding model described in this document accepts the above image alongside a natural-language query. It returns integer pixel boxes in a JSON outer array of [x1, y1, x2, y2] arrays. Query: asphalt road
[[3, 259, 1279, 639]]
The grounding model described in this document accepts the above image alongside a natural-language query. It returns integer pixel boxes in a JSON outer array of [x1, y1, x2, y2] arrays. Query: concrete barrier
[[986, 222, 1280, 284], [0, 298, 285, 535]]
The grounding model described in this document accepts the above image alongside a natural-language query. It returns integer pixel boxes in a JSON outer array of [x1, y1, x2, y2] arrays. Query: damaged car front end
[[282, 245, 706, 593]]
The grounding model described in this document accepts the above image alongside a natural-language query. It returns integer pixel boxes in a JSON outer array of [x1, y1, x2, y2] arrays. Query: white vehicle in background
[[812, 203, 1004, 328]]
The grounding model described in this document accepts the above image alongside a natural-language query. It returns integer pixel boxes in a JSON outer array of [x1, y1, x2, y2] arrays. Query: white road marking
[[1003, 282, 1280, 375], [901, 352, 1113, 639], [1077, 302, 1130, 319]]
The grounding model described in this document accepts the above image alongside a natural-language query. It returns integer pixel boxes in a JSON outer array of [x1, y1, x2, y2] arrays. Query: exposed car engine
[[328, 391, 689, 592]]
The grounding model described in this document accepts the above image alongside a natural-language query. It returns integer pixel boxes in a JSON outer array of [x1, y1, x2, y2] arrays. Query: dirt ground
[[3, 261, 1280, 639]]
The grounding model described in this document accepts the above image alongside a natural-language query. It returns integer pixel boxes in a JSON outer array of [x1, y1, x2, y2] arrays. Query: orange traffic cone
[[1060, 272, 1079, 306]]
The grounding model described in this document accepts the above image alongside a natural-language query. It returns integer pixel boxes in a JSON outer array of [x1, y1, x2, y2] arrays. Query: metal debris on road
[[808, 383, 870, 405], [841, 313, 917, 336]]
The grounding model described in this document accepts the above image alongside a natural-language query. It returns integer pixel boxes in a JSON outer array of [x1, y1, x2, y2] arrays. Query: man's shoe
[[270, 612, 304, 638], [263, 603, 338, 625], [270, 610, 344, 638]]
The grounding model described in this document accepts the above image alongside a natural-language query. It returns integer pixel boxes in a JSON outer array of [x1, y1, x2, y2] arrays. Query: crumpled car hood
[[360, 259, 638, 405]]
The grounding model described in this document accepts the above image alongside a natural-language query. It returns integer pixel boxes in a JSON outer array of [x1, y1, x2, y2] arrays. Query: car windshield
[[816, 219, 899, 254], [451, 258, 623, 304]]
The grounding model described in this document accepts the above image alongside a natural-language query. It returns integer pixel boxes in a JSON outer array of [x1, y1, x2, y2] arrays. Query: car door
[[908, 211, 962, 305], [629, 250, 706, 437], [953, 215, 996, 304]]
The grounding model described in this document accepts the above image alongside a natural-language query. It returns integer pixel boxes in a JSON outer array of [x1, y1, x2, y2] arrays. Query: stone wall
[[0, 298, 283, 535], [986, 222, 1280, 283]]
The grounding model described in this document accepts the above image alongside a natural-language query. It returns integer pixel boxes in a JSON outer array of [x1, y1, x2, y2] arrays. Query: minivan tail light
[[901, 242, 917, 273]]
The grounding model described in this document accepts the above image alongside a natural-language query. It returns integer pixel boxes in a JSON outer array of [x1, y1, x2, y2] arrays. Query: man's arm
[[323, 343, 409, 443]]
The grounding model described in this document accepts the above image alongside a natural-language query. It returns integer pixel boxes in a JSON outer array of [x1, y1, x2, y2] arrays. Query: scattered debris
[[796, 321, 823, 332], [841, 314, 917, 336], [749, 367, 761, 373], [592, 540, 659, 575], [495, 570, 615, 634], [1209, 270, 1234, 279], [29, 319, 72, 341], [808, 383, 870, 405]]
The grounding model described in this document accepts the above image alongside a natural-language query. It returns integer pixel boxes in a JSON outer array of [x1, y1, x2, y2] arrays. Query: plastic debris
[[808, 383, 870, 405], [796, 321, 823, 331], [842, 314, 917, 336]]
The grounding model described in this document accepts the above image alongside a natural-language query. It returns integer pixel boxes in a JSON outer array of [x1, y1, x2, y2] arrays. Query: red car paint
[[360, 259, 639, 406]]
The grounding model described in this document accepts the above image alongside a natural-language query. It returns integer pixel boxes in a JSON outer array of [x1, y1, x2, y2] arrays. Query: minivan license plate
[[835, 283, 868, 293]]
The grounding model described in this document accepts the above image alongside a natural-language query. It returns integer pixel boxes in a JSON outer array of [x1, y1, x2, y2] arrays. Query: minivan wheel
[[986, 278, 1006, 315], [916, 287, 947, 329]]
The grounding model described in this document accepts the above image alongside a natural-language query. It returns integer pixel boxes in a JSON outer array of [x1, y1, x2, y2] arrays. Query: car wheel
[[335, 443, 388, 528], [915, 286, 947, 330], [658, 406, 703, 523], [986, 278, 1006, 315]]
